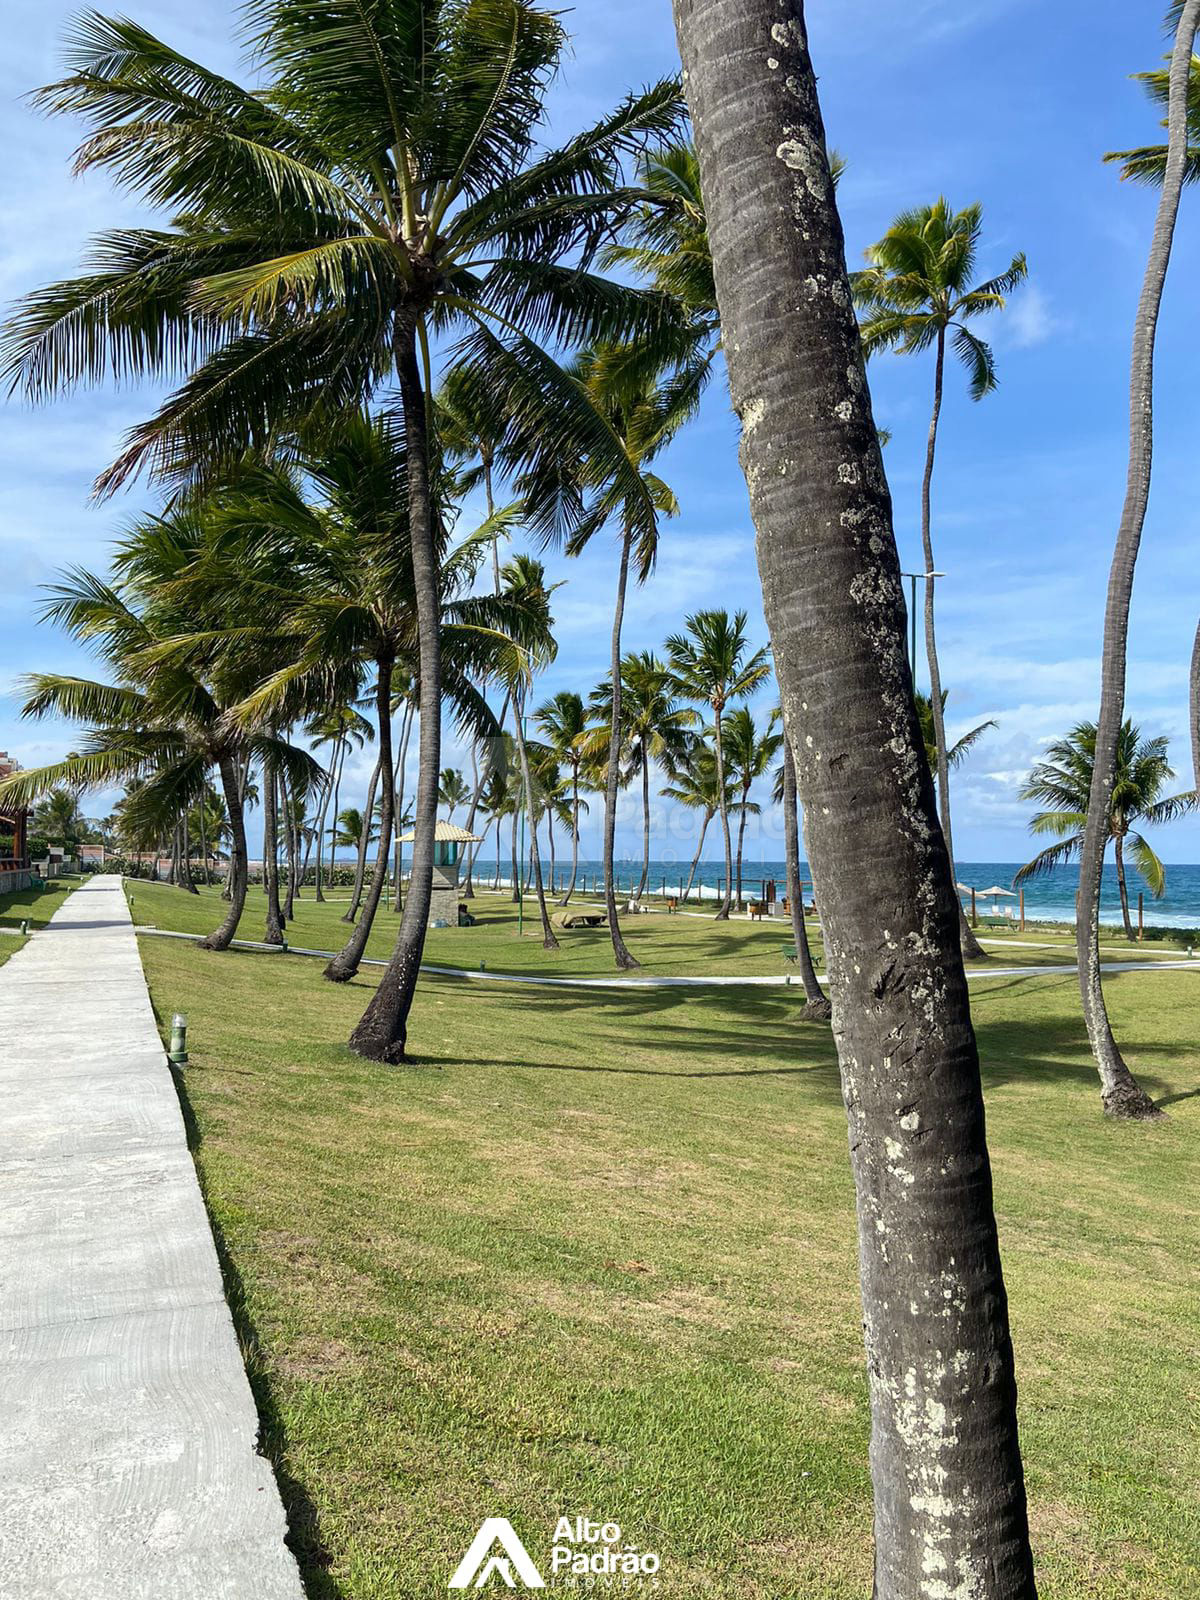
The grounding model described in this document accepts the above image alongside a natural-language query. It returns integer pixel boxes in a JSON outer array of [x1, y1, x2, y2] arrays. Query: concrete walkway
[[0, 877, 302, 1599]]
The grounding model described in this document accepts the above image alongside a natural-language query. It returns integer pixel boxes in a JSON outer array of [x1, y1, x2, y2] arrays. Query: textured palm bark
[[671, 4, 1036, 1594], [1075, 0, 1199, 1119], [513, 686, 559, 949], [603, 530, 640, 968], [921, 332, 985, 963], [636, 753, 652, 899], [201, 752, 248, 951], [344, 752, 382, 923], [349, 328, 442, 1061], [261, 752, 284, 945], [681, 811, 712, 903], [712, 706, 733, 918], [559, 762, 581, 904], [1192, 617, 1200, 792], [327, 662, 394, 982], [282, 768, 298, 920], [783, 741, 830, 1019], [1113, 835, 1135, 942]]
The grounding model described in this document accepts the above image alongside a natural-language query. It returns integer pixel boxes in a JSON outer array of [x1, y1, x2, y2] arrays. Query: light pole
[[899, 570, 945, 690]]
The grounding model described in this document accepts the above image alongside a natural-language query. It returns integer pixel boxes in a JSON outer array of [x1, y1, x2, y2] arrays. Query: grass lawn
[[0, 875, 81, 967], [124, 880, 1186, 980], [129, 876, 1200, 1599]]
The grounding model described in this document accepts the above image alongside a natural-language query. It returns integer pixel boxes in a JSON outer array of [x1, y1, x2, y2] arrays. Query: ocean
[[468, 858, 1200, 931]]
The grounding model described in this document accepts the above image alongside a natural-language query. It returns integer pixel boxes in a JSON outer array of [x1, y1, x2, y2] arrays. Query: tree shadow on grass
[[425, 972, 1196, 1108], [164, 1053, 348, 1600]]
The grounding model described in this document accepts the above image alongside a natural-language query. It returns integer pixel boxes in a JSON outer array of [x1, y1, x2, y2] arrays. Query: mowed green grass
[[124, 879, 1186, 980], [131, 878, 1200, 1599], [0, 876, 81, 967]]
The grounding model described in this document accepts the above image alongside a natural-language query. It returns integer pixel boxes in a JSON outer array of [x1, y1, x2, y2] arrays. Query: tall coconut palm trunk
[[1191, 616, 1200, 791], [560, 766, 581, 904], [513, 688, 559, 949], [603, 531, 639, 968], [672, 5, 1036, 1593], [261, 752, 284, 945], [179, 814, 198, 894], [327, 662, 395, 983], [921, 330, 985, 962], [350, 330, 441, 1062], [197, 803, 210, 889], [391, 702, 414, 912], [1076, 0, 1199, 1119], [636, 752, 652, 900], [682, 810, 712, 903], [712, 711, 733, 919], [202, 754, 250, 951], [344, 753, 382, 923], [1113, 832, 1135, 941], [782, 741, 830, 1019], [282, 769, 298, 920], [735, 788, 749, 910]]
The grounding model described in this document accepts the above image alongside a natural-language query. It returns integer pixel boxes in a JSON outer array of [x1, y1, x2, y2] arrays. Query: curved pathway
[[134, 926, 1200, 990], [0, 877, 301, 1599]]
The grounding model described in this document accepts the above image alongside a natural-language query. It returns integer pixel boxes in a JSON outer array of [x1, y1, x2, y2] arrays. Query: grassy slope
[[126, 880, 1182, 980], [131, 878, 1200, 1599]]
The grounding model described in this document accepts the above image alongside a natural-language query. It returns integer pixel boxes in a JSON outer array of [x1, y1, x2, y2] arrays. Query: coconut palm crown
[[1015, 720, 1196, 938]]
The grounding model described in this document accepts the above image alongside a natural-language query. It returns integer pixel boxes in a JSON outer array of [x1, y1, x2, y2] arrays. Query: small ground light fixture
[[168, 1012, 189, 1066]]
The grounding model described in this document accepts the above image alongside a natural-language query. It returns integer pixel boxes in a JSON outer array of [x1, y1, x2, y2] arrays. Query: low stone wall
[[0, 867, 32, 894]]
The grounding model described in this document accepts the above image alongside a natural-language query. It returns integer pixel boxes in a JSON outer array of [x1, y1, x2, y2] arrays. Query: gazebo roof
[[396, 820, 484, 845]]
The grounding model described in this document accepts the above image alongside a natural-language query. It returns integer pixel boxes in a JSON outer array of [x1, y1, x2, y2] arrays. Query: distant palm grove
[[2, 2, 1198, 1597]]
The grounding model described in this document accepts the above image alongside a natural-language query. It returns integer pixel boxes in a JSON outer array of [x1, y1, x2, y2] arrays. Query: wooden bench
[[749, 901, 768, 921], [781, 942, 798, 964]]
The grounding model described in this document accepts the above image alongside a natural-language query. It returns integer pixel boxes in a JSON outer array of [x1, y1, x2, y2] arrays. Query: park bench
[[781, 942, 798, 964]]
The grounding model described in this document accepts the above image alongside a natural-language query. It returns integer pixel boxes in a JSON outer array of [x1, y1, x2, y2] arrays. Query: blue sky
[[2, 0, 1198, 867]]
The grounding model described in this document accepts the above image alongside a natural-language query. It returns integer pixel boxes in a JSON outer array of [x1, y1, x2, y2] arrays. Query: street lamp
[[899, 570, 946, 689]]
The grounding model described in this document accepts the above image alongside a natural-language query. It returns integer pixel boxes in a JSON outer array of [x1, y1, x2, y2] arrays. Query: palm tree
[[437, 769, 471, 823], [4, 1, 684, 1061], [535, 691, 588, 903], [190, 417, 543, 984], [548, 355, 688, 968], [660, 742, 728, 904], [670, 7, 1035, 1586], [31, 788, 85, 851], [309, 707, 371, 901], [914, 691, 996, 776], [335, 804, 379, 859], [1072, 1, 1200, 1119], [724, 707, 782, 910], [666, 610, 771, 920], [585, 653, 690, 902], [1105, 42, 1200, 186], [499, 554, 560, 950], [853, 199, 1026, 961], [773, 733, 830, 1021], [1016, 722, 1195, 940], [0, 547, 319, 950]]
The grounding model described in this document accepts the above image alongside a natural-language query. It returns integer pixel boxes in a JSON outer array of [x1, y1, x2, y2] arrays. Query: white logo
[[448, 1518, 546, 1589]]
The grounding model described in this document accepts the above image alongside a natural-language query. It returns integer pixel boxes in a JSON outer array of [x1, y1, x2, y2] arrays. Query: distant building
[[0, 752, 31, 892], [78, 843, 107, 867]]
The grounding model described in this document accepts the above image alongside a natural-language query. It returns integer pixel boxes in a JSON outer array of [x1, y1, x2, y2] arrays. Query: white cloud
[[1003, 283, 1058, 350]]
